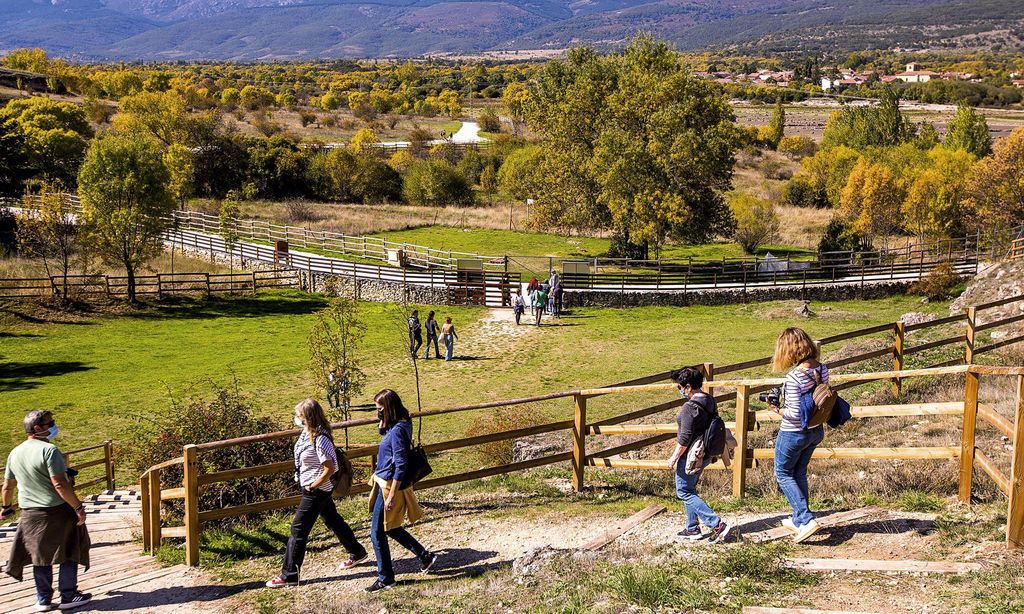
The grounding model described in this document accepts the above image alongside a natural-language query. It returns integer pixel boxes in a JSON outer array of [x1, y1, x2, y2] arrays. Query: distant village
[[696, 62, 1024, 91]]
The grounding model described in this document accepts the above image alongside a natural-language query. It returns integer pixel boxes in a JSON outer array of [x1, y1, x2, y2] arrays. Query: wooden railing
[[1, 440, 115, 506], [139, 293, 1024, 565], [0, 270, 298, 301]]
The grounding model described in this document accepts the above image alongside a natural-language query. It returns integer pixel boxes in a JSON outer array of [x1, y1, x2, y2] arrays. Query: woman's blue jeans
[[675, 463, 721, 531], [370, 491, 428, 584], [774, 426, 824, 527], [444, 334, 454, 361]]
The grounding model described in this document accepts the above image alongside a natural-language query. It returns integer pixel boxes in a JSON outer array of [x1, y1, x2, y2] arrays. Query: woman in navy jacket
[[366, 389, 437, 592]]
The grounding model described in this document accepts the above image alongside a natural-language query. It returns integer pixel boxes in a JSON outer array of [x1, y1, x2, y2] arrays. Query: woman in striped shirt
[[769, 327, 828, 544], [266, 399, 367, 588]]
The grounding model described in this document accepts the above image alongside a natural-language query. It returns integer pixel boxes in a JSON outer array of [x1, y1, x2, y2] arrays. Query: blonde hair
[[295, 398, 333, 443], [771, 327, 819, 372]]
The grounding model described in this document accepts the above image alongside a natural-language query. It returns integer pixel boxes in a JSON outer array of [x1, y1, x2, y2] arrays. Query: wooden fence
[[0, 440, 115, 507], [138, 293, 1024, 565], [0, 269, 299, 301]]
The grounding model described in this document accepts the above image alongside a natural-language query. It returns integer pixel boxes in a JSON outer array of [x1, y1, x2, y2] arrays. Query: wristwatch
[[74, 503, 85, 512]]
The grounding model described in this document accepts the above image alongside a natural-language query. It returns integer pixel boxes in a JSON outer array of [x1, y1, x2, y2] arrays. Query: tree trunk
[[126, 265, 136, 303]]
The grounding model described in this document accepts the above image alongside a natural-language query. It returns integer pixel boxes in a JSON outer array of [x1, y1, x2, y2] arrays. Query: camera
[[758, 387, 782, 406]]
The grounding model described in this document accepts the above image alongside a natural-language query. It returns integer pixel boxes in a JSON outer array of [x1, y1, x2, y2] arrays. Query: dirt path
[[0, 491, 229, 613]]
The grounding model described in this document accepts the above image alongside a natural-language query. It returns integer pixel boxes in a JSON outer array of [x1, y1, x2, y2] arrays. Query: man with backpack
[[666, 366, 731, 543]]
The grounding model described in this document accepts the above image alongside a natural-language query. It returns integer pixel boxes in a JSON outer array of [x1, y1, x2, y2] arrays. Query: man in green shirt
[[2, 410, 92, 611]]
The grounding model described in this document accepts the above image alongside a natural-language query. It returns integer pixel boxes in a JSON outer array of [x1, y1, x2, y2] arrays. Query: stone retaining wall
[[564, 281, 922, 308]]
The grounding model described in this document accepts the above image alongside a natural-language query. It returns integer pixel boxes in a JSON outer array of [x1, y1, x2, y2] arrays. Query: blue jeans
[[675, 463, 721, 531], [33, 561, 78, 605], [774, 426, 824, 527], [444, 334, 454, 361], [370, 489, 428, 584]]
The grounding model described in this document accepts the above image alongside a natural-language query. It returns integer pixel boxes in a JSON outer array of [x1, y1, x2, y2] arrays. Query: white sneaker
[[781, 518, 797, 533], [792, 519, 821, 544]]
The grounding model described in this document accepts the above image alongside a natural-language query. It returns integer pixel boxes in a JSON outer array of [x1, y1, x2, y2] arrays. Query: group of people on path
[[2, 325, 834, 610], [408, 310, 458, 361], [266, 393, 436, 593], [671, 326, 832, 544], [514, 270, 563, 326]]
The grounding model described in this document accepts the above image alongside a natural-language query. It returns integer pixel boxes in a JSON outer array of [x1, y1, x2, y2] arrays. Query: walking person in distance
[[3, 410, 92, 611], [423, 311, 442, 360], [366, 390, 438, 592], [441, 316, 458, 361], [408, 310, 423, 359], [266, 399, 368, 588]]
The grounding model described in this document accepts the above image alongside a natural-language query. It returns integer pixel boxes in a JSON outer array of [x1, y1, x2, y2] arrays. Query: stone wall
[[564, 280, 922, 308], [297, 270, 449, 305]]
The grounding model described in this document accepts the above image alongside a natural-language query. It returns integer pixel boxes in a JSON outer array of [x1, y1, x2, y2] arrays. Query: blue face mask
[[47, 425, 59, 440], [678, 388, 689, 399]]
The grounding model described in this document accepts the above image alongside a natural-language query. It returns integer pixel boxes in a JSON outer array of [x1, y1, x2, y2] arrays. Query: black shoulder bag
[[402, 411, 432, 490]]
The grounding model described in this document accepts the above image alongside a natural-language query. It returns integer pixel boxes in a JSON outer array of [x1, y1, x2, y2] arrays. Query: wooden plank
[[198, 460, 293, 486], [734, 385, 751, 497], [586, 457, 752, 470], [1007, 375, 1024, 548], [160, 525, 188, 538], [960, 371, 980, 502], [783, 558, 982, 574], [750, 447, 959, 460], [978, 404, 1015, 440], [182, 445, 200, 566], [974, 449, 1010, 496], [587, 422, 742, 435], [572, 395, 587, 492], [581, 505, 666, 550], [747, 507, 884, 543]]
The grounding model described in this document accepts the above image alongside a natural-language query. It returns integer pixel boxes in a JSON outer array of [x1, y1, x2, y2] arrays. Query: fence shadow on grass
[[0, 359, 95, 392], [119, 293, 329, 322]]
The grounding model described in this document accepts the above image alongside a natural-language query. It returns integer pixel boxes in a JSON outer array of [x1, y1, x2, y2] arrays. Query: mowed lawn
[[0, 291, 948, 462], [368, 226, 812, 261]]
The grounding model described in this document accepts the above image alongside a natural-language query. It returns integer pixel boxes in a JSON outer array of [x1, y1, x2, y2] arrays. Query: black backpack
[[693, 394, 727, 462]]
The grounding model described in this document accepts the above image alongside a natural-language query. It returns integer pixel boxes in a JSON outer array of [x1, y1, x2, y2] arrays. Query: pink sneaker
[[339, 551, 369, 570], [265, 576, 297, 588]]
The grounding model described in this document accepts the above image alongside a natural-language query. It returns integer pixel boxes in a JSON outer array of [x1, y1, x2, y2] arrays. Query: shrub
[[760, 157, 792, 181], [285, 200, 318, 223], [352, 156, 402, 203], [778, 135, 817, 159], [463, 406, 542, 465], [497, 145, 543, 200], [120, 381, 292, 526], [782, 176, 823, 208], [817, 218, 865, 256], [388, 149, 415, 173], [478, 108, 502, 133], [404, 159, 475, 207], [908, 262, 960, 300], [730, 193, 779, 254], [456, 148, 486, 184]]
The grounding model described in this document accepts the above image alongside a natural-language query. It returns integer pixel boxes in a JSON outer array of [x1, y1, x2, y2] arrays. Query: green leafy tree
[[729, 192, 779, 254], [916, 122, 941, 150], [16, 182, 81, 301], [966, 127, 1024, 227], [497, 145, 543, 201], [77, 132, 174, 302], [502, 81, 531, 137], [945, 102, 993, 158], [822, 89, 915, 150], [404, 159, 474, 207], [219, 190, 240, 274], [480, 163, 498, 203], [526, 36, 737, 251], [839, 157, 903, 247], [0, 119, 29, 193], [765, 98, 785, 149], [0, 97, 93, 186]]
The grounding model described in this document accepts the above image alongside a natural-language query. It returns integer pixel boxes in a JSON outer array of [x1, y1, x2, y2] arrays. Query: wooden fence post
[[702, 362, 714, 382], [965, 306, 977, 365], [892, 322, 905, 397], [183, 445, 200, 566], [148, 468, 162, 554], [733, 385, 751, 498], [572, 394, 587, 493], [1007, 375, 1024, 548], [959, 369, 980, 503], [103, 439, 114, 491], [140, 472, 151, 552]]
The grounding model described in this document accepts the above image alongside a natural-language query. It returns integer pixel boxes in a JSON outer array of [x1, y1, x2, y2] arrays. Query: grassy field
[[368, 226, 813, 261], [0, 290, 948, 461]]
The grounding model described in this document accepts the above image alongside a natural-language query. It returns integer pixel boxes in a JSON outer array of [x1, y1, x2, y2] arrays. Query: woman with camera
[[769, 327, 828, 543], [366, 389, 438, 593], [266, 399, 367, 588]]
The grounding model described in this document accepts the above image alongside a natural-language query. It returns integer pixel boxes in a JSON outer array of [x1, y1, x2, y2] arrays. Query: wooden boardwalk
[[0, 491, 225, 613]]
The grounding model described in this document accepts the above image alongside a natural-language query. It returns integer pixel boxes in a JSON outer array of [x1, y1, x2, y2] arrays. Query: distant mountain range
[[0, 0, 1020, 60]]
